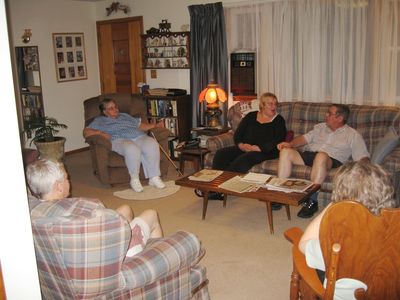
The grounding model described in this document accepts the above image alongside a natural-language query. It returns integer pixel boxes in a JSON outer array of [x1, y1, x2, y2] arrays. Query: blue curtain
[[188, 2, 228, 127]]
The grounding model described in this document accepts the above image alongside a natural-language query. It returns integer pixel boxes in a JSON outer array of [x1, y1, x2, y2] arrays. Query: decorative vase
[[34, 137, 66, 162]]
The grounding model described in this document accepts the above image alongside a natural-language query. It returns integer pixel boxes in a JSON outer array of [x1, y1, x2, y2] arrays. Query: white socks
[[130, 175, 143, 192], [149, 176, 166, 189]]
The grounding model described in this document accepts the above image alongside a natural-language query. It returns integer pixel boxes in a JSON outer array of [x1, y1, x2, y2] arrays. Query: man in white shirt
[[277, 104, 370, 218]]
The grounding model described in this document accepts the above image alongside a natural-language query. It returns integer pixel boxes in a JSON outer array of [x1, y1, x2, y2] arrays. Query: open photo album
[[266, 177, 313, 193]]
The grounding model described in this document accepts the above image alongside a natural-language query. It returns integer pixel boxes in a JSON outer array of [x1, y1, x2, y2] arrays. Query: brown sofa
[[204, 100, 400, 205], [83, 93, 170, 186]]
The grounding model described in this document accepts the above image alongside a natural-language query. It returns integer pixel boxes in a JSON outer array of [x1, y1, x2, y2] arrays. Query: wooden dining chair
[[284, 200, 400, 300]]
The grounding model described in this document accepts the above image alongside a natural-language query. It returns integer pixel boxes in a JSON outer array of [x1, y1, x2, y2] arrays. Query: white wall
[[1, 0, 41, 298], [7, 0, 101, 151]]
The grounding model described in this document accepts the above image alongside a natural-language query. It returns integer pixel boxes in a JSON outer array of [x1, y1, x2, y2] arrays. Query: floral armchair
[[30, 197, 210, 299]]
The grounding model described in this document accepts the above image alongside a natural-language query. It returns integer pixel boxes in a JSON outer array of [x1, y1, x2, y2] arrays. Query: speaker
[[230, 53, 255, 96]]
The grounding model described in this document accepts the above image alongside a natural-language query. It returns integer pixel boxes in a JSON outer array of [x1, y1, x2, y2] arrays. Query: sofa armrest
[[121, 231, 203, 288], [205, 131, 235, 153], [85, 134, 112, 150]]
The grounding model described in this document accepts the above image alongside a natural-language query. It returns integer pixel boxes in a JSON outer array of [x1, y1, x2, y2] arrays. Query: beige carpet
[[65, 150, 316, 300], [113, 181, 180, 200]]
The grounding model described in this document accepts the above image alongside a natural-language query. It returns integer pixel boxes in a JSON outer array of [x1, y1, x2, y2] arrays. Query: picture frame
[[52, 32, 87, 82]]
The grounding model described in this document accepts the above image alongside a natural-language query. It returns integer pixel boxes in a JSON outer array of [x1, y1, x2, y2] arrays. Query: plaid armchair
[[30, 197, 210, 299]]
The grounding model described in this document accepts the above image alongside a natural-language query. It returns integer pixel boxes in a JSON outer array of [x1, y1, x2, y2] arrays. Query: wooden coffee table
[[175, 171, 320, 234]]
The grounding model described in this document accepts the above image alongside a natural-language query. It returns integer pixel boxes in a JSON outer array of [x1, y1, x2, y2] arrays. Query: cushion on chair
[[371, 126, 399, 164]]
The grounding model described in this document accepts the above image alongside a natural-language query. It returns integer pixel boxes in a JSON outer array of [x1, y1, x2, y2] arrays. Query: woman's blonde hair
[[331, 160, 396, 215], [259, 92, 278, 110]]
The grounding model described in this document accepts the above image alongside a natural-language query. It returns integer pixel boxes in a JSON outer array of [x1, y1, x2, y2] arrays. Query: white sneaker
[[149, 176, 166, 189], [130, 177, 144, 192]]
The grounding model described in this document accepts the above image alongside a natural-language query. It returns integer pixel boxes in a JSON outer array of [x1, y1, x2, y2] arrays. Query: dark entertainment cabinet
[[230, 52, 256, 96], [143, 94, 192, 142]]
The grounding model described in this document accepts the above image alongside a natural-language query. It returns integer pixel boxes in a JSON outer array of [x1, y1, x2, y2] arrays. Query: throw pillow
[[371, 126, 399, 164], [239, 99, 259, 116]]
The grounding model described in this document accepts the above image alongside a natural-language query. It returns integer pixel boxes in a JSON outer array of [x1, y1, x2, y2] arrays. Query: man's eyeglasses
[[326, 111, 338, 117]]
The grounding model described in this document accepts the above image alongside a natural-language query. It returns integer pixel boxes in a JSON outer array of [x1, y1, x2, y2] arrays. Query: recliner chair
[[83, 93, 170, 186]]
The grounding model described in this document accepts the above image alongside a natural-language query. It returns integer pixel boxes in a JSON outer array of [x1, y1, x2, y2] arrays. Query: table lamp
[[198, 82, 227, 127]]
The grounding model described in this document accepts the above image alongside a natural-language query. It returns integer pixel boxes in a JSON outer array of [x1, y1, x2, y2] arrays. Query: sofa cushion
[[371, 126, 399, 164]]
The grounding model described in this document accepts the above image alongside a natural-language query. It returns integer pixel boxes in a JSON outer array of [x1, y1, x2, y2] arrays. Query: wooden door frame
[[96, 16, 145, 94]]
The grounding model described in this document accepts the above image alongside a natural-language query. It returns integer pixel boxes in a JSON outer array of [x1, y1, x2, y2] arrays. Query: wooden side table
[[175, 147, 210, 174]]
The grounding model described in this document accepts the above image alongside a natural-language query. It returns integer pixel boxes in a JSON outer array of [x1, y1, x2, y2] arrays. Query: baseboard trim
[[65, 146, 89, 156]]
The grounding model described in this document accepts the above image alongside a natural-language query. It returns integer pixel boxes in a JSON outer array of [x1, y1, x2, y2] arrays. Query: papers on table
[[218, 176, 260, 193], [265, 177, 313, 193], [188, 170, 313, 194], [188, 169, 223, 182], [240, 172, 272, 184]]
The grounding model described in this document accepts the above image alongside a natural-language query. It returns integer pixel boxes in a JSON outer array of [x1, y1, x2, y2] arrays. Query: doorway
[[97, 16, 145, 94]]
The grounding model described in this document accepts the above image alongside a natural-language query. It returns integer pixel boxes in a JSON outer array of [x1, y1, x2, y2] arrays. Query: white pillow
[[371, 126, 399, 164], [239, 99, 259, 116]]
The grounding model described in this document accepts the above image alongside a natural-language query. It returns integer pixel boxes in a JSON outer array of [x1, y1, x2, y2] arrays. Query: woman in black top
[[212, 92, 287, 173]]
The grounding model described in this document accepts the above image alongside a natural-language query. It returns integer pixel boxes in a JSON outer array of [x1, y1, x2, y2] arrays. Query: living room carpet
[[113, 181, 180, 200]]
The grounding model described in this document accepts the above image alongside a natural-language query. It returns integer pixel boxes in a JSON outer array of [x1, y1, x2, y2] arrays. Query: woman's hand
[[154, 118, 165, 128], [83, 128, 110, 140], [277, 142, 291, 151], [238, 143, 261, 152]]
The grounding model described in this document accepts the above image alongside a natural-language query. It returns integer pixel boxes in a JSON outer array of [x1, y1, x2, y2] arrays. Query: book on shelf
[[168, 137, 179, 159], [266, 177, 313, 193], [165, 118, 177, 136], [189, 169, 223, 182], [158, 100, 166, 117], [171, 101, 178, 117]]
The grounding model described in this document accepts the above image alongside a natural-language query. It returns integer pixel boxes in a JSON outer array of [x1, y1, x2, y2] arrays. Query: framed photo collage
[[52, 32, 87, 82]]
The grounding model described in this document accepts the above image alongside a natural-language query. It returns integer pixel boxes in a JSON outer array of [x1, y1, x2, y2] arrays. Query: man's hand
[[277, 142, 291, 151]]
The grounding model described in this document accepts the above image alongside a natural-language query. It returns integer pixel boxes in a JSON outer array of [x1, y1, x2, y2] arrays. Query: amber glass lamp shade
[[198, 83, 227, 127], [198, 83, 227, 108]]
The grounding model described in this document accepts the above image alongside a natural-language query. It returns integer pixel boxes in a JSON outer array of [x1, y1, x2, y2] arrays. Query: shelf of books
[[21, 92, 45, 134], [143, 94, 192, 158]]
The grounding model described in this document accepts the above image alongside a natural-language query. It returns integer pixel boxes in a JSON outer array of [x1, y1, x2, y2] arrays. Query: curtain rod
[[223, 0, 285, 8]]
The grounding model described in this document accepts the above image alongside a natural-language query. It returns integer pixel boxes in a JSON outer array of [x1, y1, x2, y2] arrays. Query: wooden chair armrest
[[284, 227, 303, 245], [284, 227, 325, 298]]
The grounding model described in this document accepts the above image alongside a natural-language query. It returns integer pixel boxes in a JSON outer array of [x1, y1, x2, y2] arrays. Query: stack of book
[[146, 88, 168, 96]]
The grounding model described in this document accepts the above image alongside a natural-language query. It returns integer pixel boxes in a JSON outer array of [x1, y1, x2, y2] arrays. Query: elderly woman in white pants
[[83, 98, 165, 192]]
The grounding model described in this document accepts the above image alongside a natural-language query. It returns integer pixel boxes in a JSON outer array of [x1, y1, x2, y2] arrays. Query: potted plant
[[25, 116, 68, 161]]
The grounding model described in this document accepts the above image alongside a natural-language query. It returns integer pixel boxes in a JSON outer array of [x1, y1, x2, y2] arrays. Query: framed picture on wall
[[52, 32, 88, 82]]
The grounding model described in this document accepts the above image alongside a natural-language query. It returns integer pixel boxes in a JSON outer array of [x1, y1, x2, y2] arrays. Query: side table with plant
[[24, 116, 68, 161]]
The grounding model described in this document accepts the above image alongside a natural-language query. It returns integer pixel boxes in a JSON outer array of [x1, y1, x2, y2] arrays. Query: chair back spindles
[[285, 201, 400, 300]]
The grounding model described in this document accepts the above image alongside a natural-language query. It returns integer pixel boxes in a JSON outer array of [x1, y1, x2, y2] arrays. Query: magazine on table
[[240, 172, 272, 184], [266, 177, 313, 193], [188, 169, 223, 182], [218, 176, 259, 193]]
